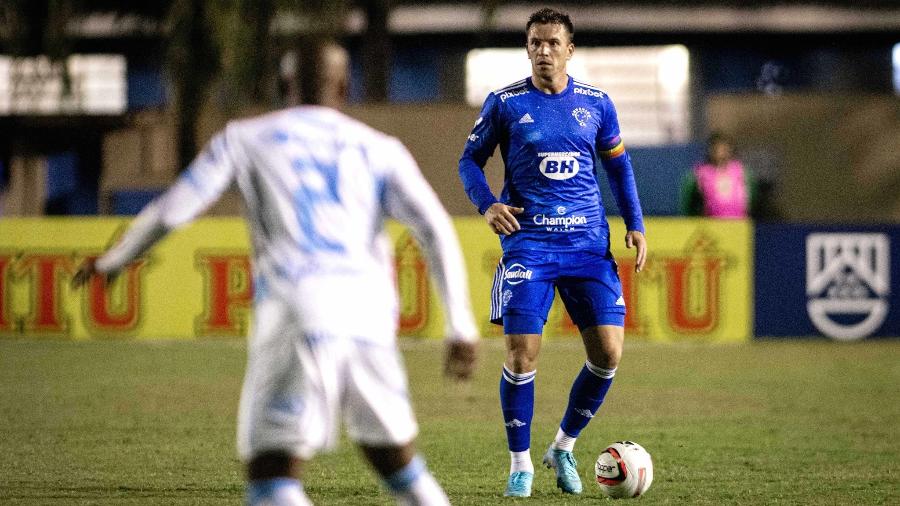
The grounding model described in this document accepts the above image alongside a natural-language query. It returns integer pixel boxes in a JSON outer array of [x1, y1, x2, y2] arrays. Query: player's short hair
[[526, 8, 574, 41]]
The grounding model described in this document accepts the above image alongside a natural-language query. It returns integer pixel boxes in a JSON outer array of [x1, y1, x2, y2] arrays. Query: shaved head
[[296, 39, 349, 108]]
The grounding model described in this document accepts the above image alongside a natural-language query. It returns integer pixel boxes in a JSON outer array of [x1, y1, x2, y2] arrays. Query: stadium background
[[1, 0, 898, 342], [1, 2, 899, 505]]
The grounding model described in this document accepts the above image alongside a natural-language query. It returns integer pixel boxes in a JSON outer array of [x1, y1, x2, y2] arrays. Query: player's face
[[526, 23, 574, 81]]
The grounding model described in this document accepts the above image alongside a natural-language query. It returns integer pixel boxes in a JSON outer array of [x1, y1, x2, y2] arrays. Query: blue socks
[[500, 365, 536, 452], [559, 361, 616, 439]]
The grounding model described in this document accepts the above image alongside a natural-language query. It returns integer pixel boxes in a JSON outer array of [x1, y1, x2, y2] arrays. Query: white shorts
[[236, 297, 418, 462]]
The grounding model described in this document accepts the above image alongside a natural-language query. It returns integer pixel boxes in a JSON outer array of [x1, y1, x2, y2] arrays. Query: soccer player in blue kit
[[458, 8, 648, 498]]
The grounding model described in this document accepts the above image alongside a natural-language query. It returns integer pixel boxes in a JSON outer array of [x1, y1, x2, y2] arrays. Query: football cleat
[[503, 471, 534, 497], [542, 446, 583, 495]]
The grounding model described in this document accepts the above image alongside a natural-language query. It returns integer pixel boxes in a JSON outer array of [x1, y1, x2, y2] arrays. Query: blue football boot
[[504, 471, 533, 497], [542, 446, 583, 495]]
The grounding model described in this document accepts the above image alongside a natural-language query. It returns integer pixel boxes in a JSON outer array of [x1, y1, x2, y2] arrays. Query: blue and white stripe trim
[[585, 360, 617, 379], [572, 79, 605, 94], [490, 259, 506, 322], [502, 365, 536, 385], [492, 79, 527, 95]]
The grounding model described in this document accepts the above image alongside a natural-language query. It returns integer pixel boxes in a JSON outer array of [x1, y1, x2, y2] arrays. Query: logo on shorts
[[572, 107, 591, 127], [806, 233, 890, 341], [504, 263, 533, 285]]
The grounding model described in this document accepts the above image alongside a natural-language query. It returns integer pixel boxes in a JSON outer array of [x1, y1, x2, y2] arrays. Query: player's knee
[[506, 336, 540, 373], [505, 351, 537, 373]]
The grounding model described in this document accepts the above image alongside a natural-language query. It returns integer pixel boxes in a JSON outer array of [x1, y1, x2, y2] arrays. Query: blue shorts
[[490, 249, 626, 334]]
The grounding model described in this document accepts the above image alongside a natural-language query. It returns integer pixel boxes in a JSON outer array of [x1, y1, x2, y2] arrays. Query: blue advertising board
[[755, 224, 900, 340]]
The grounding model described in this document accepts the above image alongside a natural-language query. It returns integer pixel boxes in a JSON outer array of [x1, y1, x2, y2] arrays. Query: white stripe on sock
[[585, 360, 616, 379]]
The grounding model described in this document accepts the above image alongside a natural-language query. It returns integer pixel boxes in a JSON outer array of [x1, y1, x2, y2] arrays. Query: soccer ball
[[594, 441, 654, 498]]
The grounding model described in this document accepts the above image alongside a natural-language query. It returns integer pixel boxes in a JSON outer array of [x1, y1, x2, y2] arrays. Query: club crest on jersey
[[504, 263, 533, 285], [538, 151, 580, 180], [572, 107, 591, 127]]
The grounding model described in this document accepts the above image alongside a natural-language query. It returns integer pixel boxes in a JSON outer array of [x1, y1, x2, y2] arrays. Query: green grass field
[[1, 338, 898, 505]]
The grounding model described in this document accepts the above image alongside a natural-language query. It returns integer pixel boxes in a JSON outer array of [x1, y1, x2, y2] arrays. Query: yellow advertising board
[[0, 217, 751, 342], [393, 217, 753, 343]]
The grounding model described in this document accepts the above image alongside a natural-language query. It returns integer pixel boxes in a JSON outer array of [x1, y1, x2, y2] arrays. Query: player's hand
[[444, 339, 478, 381], [625, 230, 647, 273], [484, 203, 524, 236], [71, 258, 116, 289]]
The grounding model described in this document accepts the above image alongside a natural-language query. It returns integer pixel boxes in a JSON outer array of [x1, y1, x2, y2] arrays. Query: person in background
[[681, 132, 756, 218]]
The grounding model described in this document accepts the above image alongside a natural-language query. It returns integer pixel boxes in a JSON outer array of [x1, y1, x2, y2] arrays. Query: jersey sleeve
[[384, 139, 479, 342], [458, 93, 501, 214], [95, 125, 244, 274], [596, 98, 645, 233]]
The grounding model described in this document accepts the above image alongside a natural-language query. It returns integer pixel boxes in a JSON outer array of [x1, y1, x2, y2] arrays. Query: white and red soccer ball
[[594, 441, 654, 499]]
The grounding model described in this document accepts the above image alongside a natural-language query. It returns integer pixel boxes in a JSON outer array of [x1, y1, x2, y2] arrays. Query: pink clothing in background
[[694, 160, 749, 218]]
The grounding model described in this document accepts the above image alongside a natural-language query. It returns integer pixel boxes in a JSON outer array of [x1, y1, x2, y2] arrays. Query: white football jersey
[[97, 106, 477, 343]]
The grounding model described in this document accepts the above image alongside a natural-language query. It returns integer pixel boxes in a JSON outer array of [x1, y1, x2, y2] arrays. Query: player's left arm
[[73, 126, 245, 287], [597, 99, 647, 273]]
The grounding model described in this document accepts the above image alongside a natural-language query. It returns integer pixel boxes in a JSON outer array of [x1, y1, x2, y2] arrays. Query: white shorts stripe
[[490, 259, 506, 321]]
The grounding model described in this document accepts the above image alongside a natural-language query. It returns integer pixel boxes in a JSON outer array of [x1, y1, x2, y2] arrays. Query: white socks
[[510, 449, 534, 474], [552, 427, 578, 452]]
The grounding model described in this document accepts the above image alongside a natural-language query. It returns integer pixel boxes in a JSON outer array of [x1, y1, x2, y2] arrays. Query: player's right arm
[[384, 138, 479, 379], [457, 94, 523, 236], [73, 127, 244, 286]]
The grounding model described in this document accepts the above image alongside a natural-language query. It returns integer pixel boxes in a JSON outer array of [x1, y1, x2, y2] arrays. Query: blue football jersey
[[459, 76, 643, 254]]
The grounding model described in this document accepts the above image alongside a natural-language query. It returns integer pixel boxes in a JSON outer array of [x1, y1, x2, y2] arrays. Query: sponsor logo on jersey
[[533, 214, 588, 229], [574, 86, 603, 98], [572, 107, 592, 127], [518, 113, 534, 124], [468, 133, 479, 142], [499, 88, 528, 102], [538, 151, 581, 180], [557, 206, 566, 215], [504, 263, 533, 285], [806, 233, 890, 341]]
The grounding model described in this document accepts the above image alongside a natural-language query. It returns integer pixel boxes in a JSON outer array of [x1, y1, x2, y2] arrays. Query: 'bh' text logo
[[806, 233, 890, 341]]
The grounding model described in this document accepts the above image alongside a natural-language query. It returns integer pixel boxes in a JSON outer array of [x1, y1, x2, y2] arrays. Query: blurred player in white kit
[[72, 40, 479, 506]]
